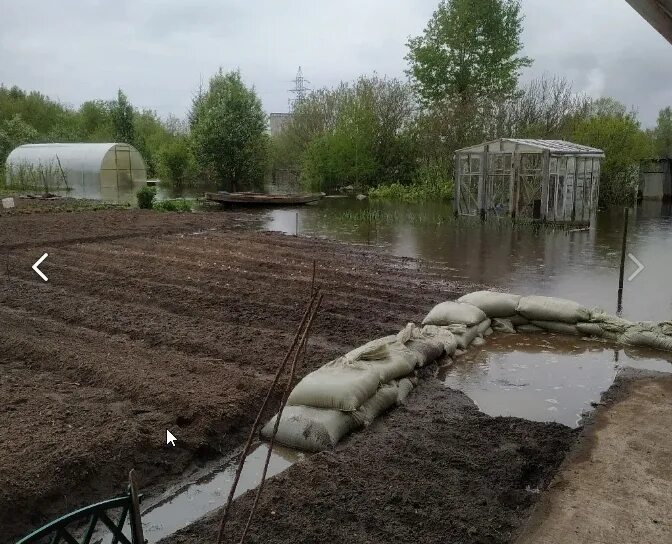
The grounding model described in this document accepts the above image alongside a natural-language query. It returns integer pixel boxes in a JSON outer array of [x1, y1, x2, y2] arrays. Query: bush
[[368, 164, 454, 202], [136, 186, 156, 209], [153, 198, 192, 212]]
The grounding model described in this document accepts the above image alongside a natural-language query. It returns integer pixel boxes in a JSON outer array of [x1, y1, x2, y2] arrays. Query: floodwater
[[92, 443, 303, 544], [439, 333, 672, 427], [261, 198, 672, 322]]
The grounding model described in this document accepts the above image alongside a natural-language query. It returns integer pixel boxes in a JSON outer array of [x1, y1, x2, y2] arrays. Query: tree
[[654, 107, 672, 158], [190, 69, 267, 191], [156, 136, 197, 189], [111, 89, 135, 144], [0, 114, 39, 168], [572, 101, 653, 205], [406, 0, 531, 106]]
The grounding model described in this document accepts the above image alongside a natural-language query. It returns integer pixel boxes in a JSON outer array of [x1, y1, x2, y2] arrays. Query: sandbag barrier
[[262, 291, 672, 452]]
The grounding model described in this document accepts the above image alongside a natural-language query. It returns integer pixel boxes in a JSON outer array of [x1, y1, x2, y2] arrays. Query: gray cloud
[[0, 0, 670, 126]]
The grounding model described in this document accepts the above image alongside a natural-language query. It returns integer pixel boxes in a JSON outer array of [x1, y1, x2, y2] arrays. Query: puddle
[[93, 443, 303, 544], [439, 334, 672, 427]]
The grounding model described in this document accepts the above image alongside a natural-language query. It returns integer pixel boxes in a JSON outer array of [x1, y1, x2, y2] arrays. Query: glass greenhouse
[[454, 139, 605, 225], [5, 143, 147, 201]]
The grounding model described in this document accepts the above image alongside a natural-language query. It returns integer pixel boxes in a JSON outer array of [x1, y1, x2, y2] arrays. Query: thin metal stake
[[617, 207, 629, 314]]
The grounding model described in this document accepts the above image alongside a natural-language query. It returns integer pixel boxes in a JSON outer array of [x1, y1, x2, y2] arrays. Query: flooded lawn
[[439, 334, 672, 427]]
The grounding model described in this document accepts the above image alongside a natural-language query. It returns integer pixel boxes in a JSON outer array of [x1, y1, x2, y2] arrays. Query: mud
[[0, 208, 463, 542], [516, 370, 672, 543], [162, 378, 577, 544]]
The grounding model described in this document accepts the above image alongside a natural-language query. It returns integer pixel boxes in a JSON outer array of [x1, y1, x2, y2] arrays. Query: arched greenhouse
[[5, 143, 147, 202]]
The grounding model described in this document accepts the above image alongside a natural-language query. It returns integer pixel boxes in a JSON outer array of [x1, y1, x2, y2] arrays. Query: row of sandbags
[[262, 290, 672, 452], [261, 324, 458, 452], [426, 290, 672, 352]]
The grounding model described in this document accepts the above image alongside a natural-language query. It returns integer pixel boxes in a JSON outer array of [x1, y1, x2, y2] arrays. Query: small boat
[[205, 191, 323, 206]]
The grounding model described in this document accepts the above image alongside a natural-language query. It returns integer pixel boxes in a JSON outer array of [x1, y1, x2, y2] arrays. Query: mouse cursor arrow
[[166, 430, 177, 446]]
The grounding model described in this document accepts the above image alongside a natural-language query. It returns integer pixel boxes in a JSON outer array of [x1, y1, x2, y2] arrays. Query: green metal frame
[[16, 492, 143, 544]]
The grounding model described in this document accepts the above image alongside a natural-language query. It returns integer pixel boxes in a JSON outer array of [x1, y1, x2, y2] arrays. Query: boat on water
[[205, 191, 324, 206]]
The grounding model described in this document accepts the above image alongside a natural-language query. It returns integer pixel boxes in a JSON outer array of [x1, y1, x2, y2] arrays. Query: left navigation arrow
[[32, 253, 49, 281]]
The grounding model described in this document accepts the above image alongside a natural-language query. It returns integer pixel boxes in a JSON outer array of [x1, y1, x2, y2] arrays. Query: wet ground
[[0, 207, 459, 543], [162, 378, 577, 544], [2, 199, 672, 543]]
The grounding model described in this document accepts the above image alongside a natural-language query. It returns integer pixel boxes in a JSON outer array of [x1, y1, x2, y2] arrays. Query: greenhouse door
[[115, 147, 133, 190]]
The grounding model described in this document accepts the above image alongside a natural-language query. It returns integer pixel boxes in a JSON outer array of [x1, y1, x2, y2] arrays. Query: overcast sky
[[1, 0, 670, 126]]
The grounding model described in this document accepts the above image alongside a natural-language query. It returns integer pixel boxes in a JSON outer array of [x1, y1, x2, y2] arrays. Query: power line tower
[[288, 66, 310, 111]]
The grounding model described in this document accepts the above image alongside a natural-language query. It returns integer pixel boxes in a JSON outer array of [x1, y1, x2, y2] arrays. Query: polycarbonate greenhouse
[[454, 139, 605, 225], [5, 143, 147, 201]]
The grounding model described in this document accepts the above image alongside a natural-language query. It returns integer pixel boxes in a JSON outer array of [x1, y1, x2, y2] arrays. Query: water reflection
[[261, 199, 672, 322], [439, 334, 672, 427]]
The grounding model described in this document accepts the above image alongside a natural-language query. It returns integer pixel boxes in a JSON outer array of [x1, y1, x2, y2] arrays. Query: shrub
[[153, 198, 192, 212], [136, 186, 156, 209]]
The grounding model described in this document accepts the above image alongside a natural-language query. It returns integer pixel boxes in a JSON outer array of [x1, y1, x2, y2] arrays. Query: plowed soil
[[0, 208, 465, 542], [164, 379, 576, 544]]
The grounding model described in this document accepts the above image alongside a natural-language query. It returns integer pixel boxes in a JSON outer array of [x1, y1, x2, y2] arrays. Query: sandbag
[[420, 325, 458, 355], [517, 324, 544, 333], [471, 336, 486, 346], [510, 314, 530, 326], [345, 335, 397, 361], [287, 363, 381, 411], [422, 301, 487, 327], [396, 378, 415, 405], [351, 384, 400, 427], [347, 341, 418, 383], [492, 318, 517, 334], [517, 295, 590, 324], [261, 406, 358, 452], [532, 320, 580, 335], [453, 323, 482, 349], [576, 322, 620, 340], [484, 327, 494, 336], [619, 326, 672, 352], [406, 337, 445, 366], [476, 318, 492, 336], [457, 291, 522, 318], [588, 310, 633, 335]]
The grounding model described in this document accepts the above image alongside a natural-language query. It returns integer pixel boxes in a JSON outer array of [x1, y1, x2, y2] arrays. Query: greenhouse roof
[[6, 143, 130, 172], [456, 138, 605, 156]]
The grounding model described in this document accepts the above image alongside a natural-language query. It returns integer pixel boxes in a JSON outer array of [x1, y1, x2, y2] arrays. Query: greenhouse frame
[[5, 143, 147, 201], [454, 139, 605, 225]]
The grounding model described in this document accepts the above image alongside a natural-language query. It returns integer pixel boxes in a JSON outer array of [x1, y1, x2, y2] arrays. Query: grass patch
[[153, 198, 193, 212], [368, 180, 454, 202]]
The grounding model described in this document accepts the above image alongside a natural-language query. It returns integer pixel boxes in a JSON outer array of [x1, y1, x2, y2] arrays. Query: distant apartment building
[[269, 113, 292, 136]]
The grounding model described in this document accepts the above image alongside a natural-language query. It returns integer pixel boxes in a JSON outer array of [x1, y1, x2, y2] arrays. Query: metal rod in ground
[[295, 212, 299, 237], [617, 207, 629, 314], [310, 260, 316, 296], [215, 291, 320, 544], [237, 293, 323, 544]]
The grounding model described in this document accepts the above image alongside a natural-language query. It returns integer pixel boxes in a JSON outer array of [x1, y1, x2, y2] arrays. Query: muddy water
[[261, 199, 672, 323], [92, 443, 303, 544], [140, 444, 302, 543], [439, 334, 672, 427]]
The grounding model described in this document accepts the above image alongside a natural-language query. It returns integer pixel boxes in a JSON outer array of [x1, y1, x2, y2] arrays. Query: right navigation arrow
[[627, 253, 644, 282]]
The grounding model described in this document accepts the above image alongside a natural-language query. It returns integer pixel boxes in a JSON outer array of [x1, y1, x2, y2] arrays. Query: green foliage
[[278, 75, 417, 192], [571, 106, 653, 205], [406, 0, 531, 105], [111, 89, 135, 145], [653, 107, 672, 158], [190, 69, 268, 191], [0, 114, 39, 172], [136, 186, 156, 209], [153, 198, 193, 212], [369, 164, 454, 202], [156, 136, 197, 188]]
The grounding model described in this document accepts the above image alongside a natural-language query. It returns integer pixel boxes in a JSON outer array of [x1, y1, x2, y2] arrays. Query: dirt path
[[516, 371, 672, 544], [162, 378, 576, 544], [0, 208, 472, 542]]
